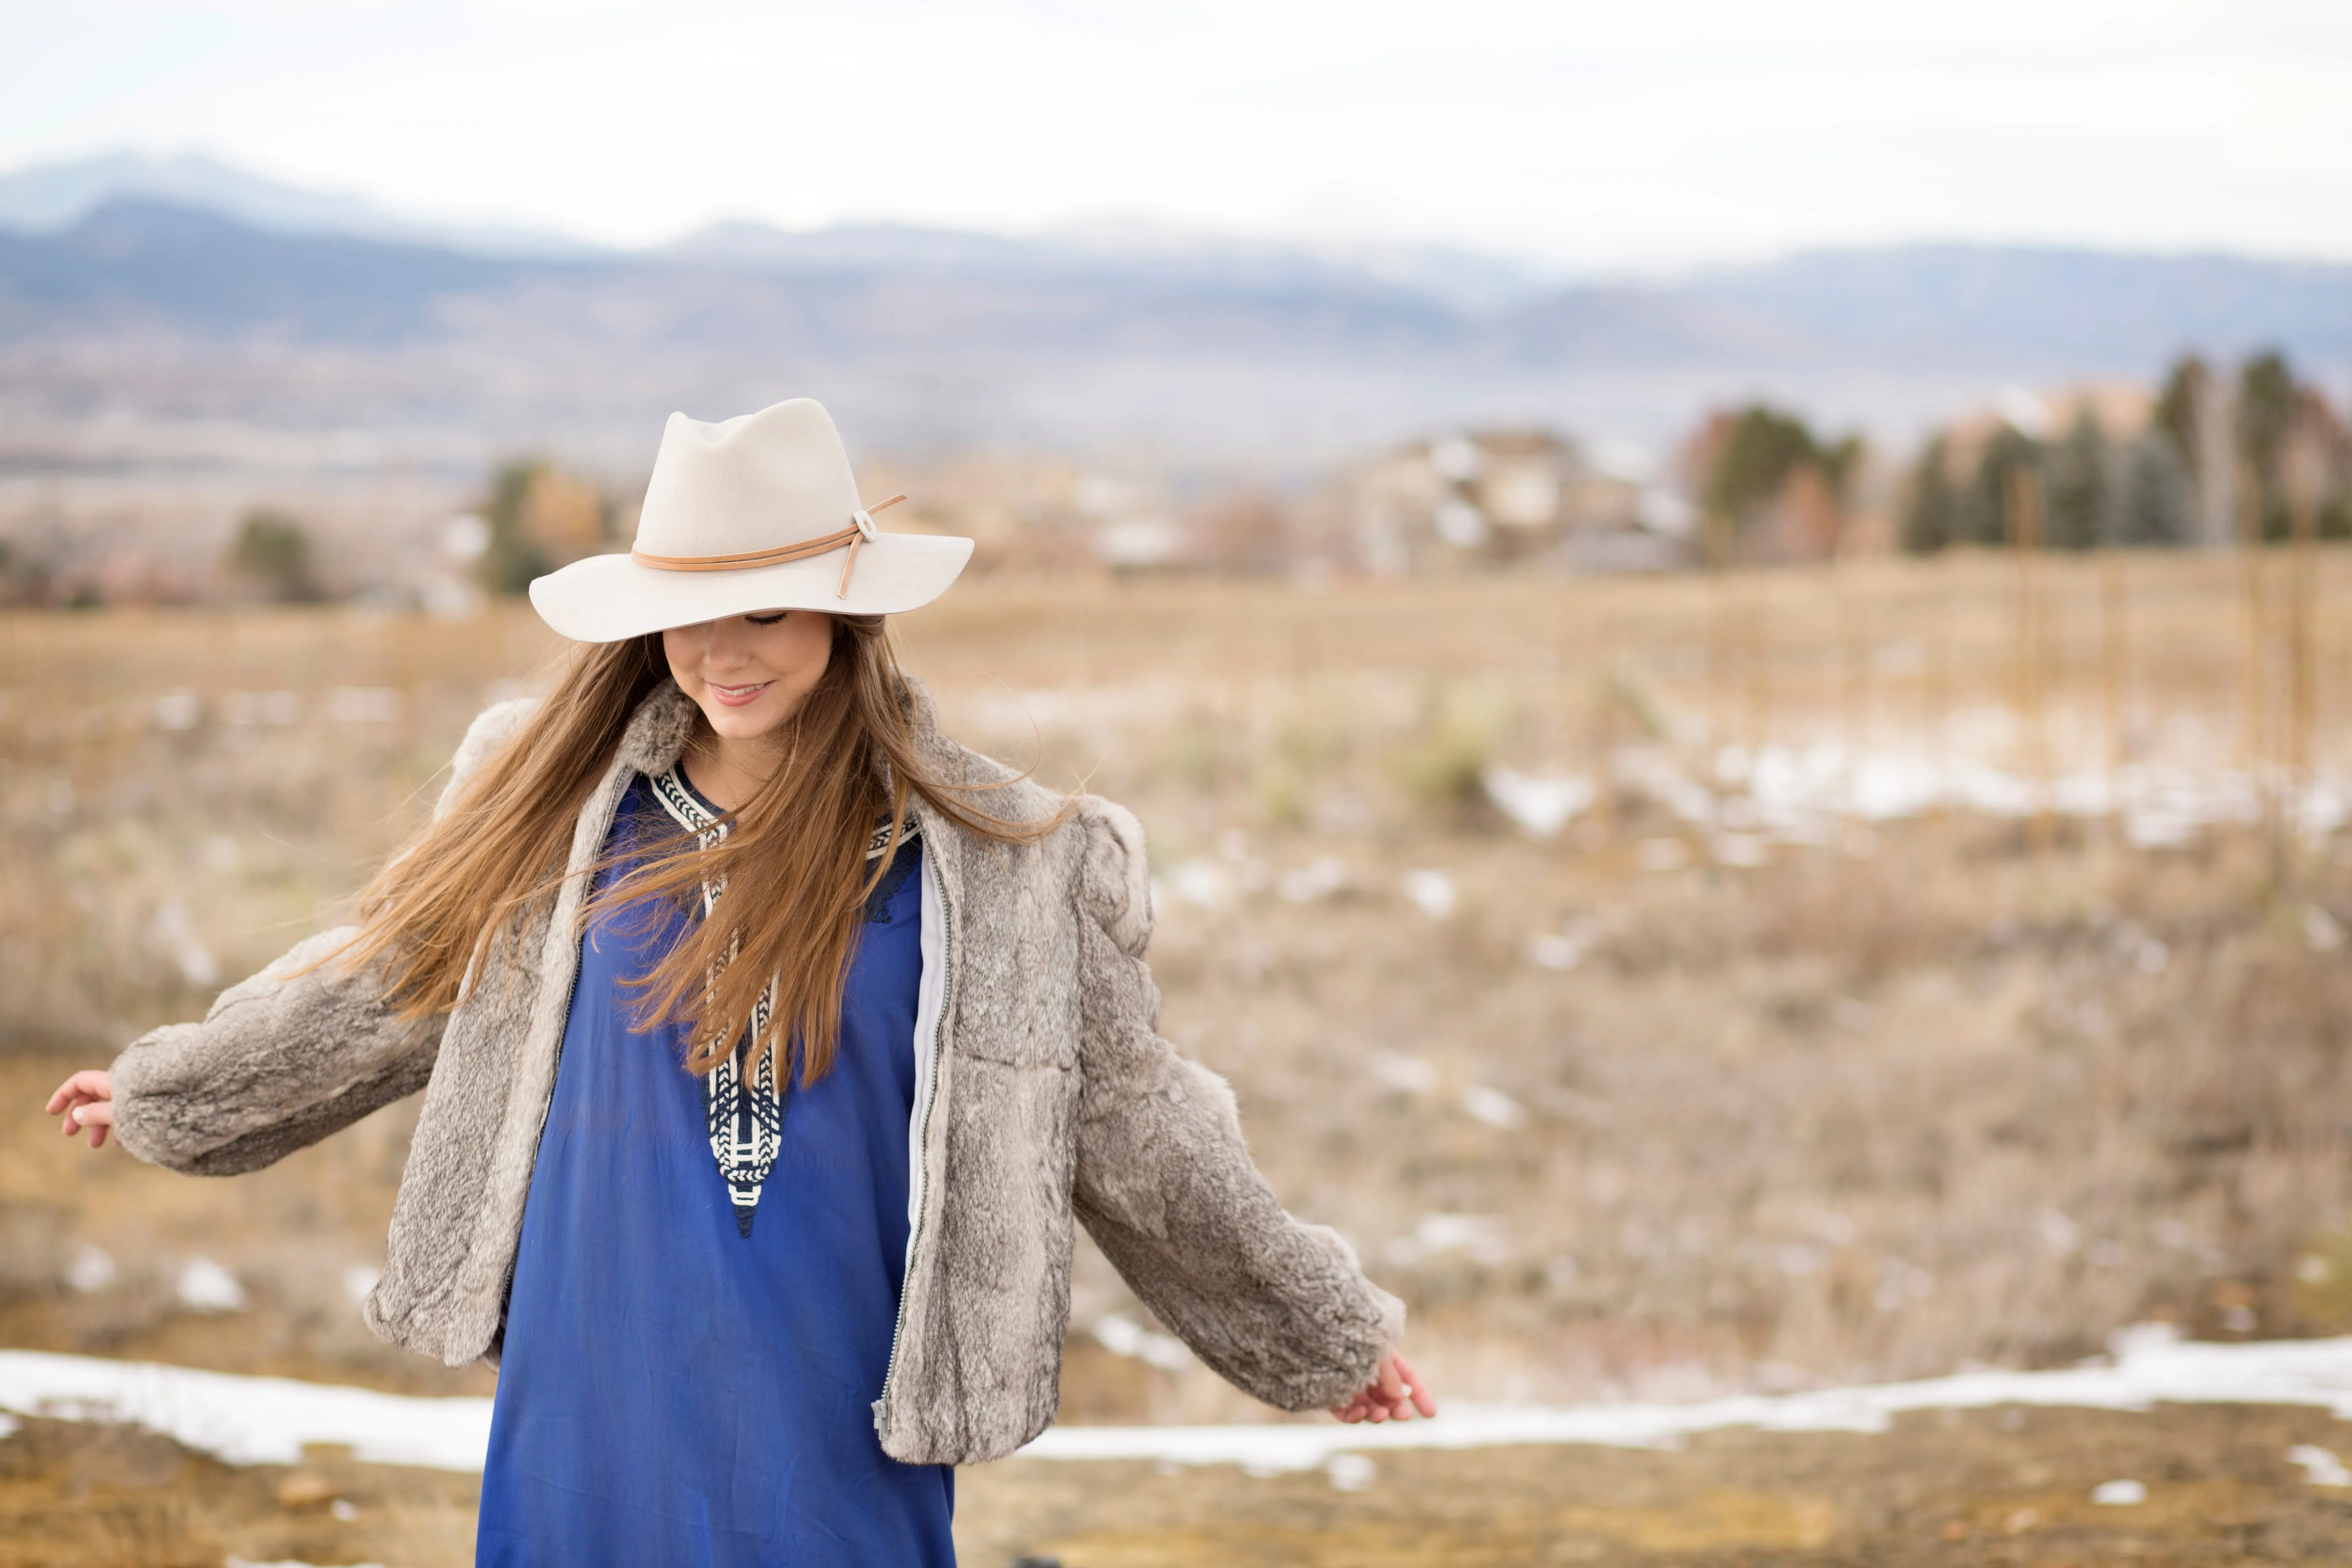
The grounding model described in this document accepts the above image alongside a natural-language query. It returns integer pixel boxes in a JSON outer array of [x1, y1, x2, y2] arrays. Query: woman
[[47, 398, 1431, 1565]]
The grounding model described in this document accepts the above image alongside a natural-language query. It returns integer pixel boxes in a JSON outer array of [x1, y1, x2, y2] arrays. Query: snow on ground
[[1483, 743, 2349, 854], [0, 1352, 492, 1471], [7, 1327, 2352, 1476]]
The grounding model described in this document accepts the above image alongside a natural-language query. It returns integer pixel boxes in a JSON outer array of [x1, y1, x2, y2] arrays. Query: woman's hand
[[46, 1070, 115, 1150], [1329, 1351, 1436, 1424]]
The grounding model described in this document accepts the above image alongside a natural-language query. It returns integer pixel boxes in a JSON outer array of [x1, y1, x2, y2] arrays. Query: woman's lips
[[708, 680, 773, 708]]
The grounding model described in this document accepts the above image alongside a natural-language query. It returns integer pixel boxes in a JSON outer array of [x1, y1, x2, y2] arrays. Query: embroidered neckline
[[641, 764, 917, 1238]]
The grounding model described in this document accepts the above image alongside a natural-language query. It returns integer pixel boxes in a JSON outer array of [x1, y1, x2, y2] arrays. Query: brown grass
[[2, 555, 2350, 1432]]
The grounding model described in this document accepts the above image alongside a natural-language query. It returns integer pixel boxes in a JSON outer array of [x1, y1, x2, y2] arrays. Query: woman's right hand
[[46, 1070, 115, 1150]]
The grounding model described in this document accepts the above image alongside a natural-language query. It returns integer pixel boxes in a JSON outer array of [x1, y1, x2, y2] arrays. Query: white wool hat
[[528, 398, 972, 642]]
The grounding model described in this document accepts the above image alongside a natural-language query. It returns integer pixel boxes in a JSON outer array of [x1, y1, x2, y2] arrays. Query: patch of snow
[[2091, 1478, 2146, 1505], [151, 690, 200, 731], [1094, 1314, 1192, 1374], [1165, 858, 1229, 910], [174, 1258, 246, 1314], [1400, 869, 1456, 920], [1325, 1452, 1377, 1491], [1650, 739, 2350, 849], [1370, 1053, 1437, 1094], [0, 1352, 491, 1470], [66, 1246, 116, 1294], [2289, 1443, 2352, 1486], [341, 1265, 381, 1303], [1020, 1333, 2352, 1470], [1481, 768, 1592, 838], [1527, 917, 1602, 972], [1461, 1085, 1526, 1130], [21, 1333, 2352, 1480], [1385, 1215, 1509, 1268], [1276, 857, 1350, 904]]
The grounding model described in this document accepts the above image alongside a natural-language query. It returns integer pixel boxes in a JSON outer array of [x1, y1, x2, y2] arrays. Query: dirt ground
[[6, 1399, 2352, 1566]]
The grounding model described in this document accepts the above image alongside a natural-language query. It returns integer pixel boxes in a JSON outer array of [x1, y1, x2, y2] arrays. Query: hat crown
[[634, 399, 862, 559]]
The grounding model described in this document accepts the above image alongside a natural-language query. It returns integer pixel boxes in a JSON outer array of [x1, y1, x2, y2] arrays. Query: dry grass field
[[3, 550, 2351, 1562]]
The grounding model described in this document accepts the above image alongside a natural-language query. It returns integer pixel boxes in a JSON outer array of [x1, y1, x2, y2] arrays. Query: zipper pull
[[871, 1396, 890, 1434]]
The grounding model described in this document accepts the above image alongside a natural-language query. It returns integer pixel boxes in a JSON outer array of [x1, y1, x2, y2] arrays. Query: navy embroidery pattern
[[647, 765, 915, 1236]]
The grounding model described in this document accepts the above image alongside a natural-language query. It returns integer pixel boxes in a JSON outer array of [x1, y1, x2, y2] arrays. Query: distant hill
[[1, 175, 2348, 468], [0, 151, 598, 258]]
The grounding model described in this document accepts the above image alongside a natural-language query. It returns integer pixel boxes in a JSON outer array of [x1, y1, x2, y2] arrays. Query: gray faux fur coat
[[107, 679, 1403, 1464]]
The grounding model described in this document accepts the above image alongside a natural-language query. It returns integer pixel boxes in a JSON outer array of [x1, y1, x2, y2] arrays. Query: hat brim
[[527, 534, 975, 643]]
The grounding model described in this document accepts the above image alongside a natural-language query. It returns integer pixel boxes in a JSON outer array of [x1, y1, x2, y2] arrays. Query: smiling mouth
[[708, 680, 773, 706]]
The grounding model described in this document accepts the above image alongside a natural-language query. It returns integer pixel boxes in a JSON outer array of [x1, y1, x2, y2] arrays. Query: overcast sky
[[5, 0, 2350, 271]]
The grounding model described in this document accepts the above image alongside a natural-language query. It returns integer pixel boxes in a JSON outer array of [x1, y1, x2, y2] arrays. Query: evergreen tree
[[1698, 404, 1864, 561], [2114, 431, 2196, 546], [2236, 350, 2297, 541], [1900, 436, 1958, 554], [1705, 407, 1817, 526], [1960, 425, 2045, 547], [2154, 355, 2211, 486], [2045, 410, 2112, 550]]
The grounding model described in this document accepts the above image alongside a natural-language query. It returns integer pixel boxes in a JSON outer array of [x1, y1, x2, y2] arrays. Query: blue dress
[[476, 772, 956, 1567]]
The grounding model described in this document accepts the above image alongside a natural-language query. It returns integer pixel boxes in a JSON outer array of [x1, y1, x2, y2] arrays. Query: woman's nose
[[697, 621, 750, 666]]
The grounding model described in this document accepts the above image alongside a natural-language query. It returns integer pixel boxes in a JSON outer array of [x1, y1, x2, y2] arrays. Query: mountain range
[[2, 154, 2349, 478]]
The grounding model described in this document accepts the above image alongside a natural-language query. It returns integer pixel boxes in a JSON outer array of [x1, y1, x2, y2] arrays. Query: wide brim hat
[[528, 398, 972, 642]]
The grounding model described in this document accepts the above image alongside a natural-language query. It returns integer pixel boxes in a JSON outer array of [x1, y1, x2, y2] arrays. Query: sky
[[5, 0, 2351, 272]]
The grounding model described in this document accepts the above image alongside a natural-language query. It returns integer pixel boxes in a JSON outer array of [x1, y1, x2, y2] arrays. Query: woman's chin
[[697, 698, 791, 742]]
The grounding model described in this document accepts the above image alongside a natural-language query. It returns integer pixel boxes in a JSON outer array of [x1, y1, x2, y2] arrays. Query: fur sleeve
[[1065, 797, 1406, 1412], [109, 927, 446, 1176], [105, 697, 531, 1176]]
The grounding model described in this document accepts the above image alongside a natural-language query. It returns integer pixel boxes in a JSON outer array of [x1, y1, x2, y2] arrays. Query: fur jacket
[[106, 679, 1405, 1465]]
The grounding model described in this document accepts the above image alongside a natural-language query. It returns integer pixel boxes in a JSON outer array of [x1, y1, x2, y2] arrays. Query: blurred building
[[1325, 429, 1695, 576]]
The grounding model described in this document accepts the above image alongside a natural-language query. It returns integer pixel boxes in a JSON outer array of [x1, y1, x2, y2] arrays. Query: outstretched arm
[[100, 926, 446, 1176], [52, 699, 541, 1176], [1066, 798, 1424, 1418]]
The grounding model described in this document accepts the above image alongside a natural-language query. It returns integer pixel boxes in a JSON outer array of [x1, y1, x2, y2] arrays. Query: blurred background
[[3, 2, 2351, 1563]]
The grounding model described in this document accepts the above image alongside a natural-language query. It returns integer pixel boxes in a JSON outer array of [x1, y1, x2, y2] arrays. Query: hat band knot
[[630, 495, 906, 599]]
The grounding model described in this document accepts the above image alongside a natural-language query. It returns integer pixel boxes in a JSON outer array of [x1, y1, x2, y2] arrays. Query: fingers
[[46, 1069, 113, 1116], [1394, 1352, 1437, 1418], [1331, 1353, 1439, 1426], [45, 1072, 91, 1115], [58, 1096, 115, 1149]]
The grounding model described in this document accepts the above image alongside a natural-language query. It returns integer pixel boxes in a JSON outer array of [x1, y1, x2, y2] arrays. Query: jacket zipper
[[494, 770, 620, 1352], [873, 842, 954, 1435]]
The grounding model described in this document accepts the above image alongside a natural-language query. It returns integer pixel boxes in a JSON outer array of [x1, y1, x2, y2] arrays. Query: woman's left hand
[[1329, 1351, 1435, 1424]]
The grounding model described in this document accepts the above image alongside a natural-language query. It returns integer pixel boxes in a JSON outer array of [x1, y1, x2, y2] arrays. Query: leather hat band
[[630, 495, 906, 598]]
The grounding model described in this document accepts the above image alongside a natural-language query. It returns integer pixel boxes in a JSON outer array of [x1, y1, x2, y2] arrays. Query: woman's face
[[663, 609, 835, 745]]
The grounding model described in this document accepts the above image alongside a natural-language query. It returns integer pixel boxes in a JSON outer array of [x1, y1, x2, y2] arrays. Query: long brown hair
[[340, 615, 1066, 1082]]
